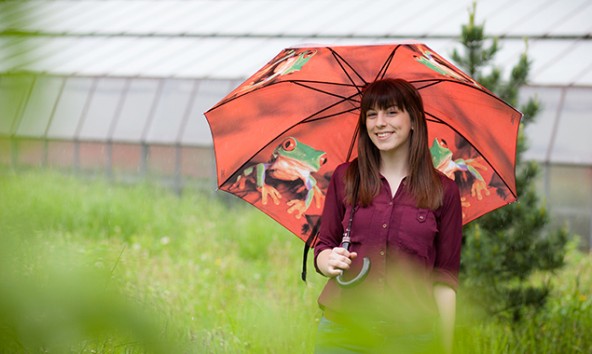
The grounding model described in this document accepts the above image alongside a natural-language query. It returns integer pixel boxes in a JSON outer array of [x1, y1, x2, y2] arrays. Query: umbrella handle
[[336, 256, 371, 287], [335, 239, 371, 287]]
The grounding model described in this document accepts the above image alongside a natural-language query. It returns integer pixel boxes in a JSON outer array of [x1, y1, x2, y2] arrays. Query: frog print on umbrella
[[430, 137, 491, 218], [413, 47, 481, 87], [230, 137, 327, 219], [227, 49, 317, 101]]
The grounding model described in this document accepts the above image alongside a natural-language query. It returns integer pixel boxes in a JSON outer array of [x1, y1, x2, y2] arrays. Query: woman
[[314, 78, 462, 353]]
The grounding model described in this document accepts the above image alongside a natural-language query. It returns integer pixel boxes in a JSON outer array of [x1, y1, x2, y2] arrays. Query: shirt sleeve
[[433, 176, 463, 290], [313, 163, 347, 275]]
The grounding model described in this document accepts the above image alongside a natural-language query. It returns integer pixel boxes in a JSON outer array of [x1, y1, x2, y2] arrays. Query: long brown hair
[[345, 78, 443, 209]]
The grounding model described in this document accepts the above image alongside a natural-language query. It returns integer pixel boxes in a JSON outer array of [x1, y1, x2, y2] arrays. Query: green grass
[[1, 168, 590, 353]]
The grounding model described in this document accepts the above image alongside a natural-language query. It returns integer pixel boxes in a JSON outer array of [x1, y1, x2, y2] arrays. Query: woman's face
[[365, 105, 412, 153]]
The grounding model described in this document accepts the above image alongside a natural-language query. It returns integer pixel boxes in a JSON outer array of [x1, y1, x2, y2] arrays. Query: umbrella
[[204, 42, 522, 268]]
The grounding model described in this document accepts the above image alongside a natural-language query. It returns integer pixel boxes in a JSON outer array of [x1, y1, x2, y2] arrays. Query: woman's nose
[[376, 112, 387, 126]]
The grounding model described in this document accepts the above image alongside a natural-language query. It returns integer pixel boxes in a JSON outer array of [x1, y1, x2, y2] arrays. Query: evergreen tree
[[451, 2, 569, 322]]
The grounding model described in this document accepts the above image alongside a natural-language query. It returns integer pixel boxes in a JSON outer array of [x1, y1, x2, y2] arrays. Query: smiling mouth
[[376, 132, 393, 139]]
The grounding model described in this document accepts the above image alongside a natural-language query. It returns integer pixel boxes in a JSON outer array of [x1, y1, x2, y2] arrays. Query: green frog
[[430, 137, 490, 202], [231, 137, 327, 219], [414, 49, 479, 87], [231, 49, 317, 98]]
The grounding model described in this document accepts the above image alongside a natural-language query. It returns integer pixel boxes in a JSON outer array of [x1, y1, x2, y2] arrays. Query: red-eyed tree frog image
[[413, 48, 481, 88], [430, 137, 491, 215], [226, 49, 317, 100], [231, 137, 327, 219]]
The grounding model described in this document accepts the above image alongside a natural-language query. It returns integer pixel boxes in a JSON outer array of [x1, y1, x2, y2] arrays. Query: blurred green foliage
[[0, 171, 175, 353], [0, 168, 590, 352], [0, 168, 324, 353]]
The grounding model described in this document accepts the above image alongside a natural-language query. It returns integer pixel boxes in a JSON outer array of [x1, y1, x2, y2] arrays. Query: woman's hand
[[317, 247, 358, 278]]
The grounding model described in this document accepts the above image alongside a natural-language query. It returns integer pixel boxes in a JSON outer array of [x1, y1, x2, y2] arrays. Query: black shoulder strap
[[301, 220, 320, 282]]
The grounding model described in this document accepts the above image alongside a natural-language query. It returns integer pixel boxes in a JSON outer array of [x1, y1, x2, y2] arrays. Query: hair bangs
[[361, 80, 408, 113]]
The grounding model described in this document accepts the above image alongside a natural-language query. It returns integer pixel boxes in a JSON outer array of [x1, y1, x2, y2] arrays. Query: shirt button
[[382, 223, 387, 229], [389, 201, 393, 205], [380, 250, 385, 256]]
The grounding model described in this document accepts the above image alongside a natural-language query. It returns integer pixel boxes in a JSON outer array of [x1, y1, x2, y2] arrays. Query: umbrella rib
[[345, 122, 360, 162], [412, 80, 441, 90], [410, 78, 522, 113], [288, 80, 361, 104], [304, 105, 360, 123], [325, 45, 411, 91], [328, 45, 403, 92], [374, 45, 400, 82], [209, 78, 363, 112], [288, 79, 360, 89], [328, 48, 368, 92]]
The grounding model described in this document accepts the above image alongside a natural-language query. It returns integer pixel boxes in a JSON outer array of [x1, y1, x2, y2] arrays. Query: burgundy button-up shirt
[[314, 162, 462, 313]]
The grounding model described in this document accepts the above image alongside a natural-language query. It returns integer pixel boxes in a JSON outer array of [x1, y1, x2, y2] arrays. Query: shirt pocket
[[394, 207, 438, 260]]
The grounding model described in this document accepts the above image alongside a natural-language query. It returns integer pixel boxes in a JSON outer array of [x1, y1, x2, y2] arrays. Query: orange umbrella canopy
[[205, 42, 522, 242]]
